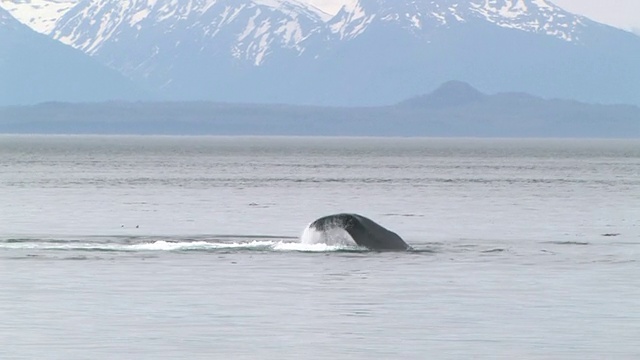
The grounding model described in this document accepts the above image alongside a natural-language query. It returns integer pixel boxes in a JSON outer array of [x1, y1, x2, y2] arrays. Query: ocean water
[[1, 135, 639, 359]]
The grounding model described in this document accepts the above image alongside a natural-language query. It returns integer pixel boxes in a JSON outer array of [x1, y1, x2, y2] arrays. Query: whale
[[308, 213, 412, 251]]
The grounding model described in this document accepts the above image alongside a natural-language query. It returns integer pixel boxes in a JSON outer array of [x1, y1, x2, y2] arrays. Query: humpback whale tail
[[304, 213, 412, 251]]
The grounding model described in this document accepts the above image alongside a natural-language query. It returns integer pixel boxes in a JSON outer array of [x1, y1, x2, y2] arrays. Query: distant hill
[[394, 81, 640, 137], [0, 8, 147, 106], [0, 82, 638, 137]]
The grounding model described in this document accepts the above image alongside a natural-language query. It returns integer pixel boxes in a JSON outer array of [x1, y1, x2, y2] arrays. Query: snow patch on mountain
[[255, 0, 332, 20], [0, 0, 78, 34], [470, 0, 583, 41], [52, 0, 327, 62], [328, 1, 374, 40], [326, 0, 585, 42]]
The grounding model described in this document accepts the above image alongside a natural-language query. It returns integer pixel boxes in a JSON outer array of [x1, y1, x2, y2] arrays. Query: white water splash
[[273, 241, 356, 252], [300, 223, 358, 247], [0, 239, 360, 252], [128, 240, 272, 251]]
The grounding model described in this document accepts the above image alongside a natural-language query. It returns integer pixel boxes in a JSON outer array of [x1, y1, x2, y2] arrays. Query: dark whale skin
[[309, 213, 411, 251]]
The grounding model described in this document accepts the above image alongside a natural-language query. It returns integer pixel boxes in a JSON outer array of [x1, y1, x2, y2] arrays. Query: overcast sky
[[308, 0, 640, 33], [553, 0, 640, 32]]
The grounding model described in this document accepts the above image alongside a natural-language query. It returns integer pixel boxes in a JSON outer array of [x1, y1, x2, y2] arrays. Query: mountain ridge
[[0, 0, 77, 34], [2, 81, 638, 137], [0, 7, 148, 106], [1, 0, 640, 107]]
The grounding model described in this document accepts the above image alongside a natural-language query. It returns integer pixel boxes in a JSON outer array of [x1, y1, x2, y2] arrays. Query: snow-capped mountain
[[50, 0, 587, 70], [0, 0, 78, 34], [54, 0, 328, 63], [328, 0, 585, 41], [2, 0, 640, 106], [0, 7, 145, 105]]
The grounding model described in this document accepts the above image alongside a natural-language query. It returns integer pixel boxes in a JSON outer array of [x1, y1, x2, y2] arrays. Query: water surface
[[1, 136, 639, 359]]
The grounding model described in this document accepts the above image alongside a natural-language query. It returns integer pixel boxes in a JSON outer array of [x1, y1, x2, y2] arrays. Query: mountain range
[[1, 81, 638, 137], [1, 0, 640, 107], [0, 6, 144, 106]]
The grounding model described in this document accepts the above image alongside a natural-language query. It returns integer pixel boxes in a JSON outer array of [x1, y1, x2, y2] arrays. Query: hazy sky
[[553, 0, 640, 32], [308, 0, 640, 33]]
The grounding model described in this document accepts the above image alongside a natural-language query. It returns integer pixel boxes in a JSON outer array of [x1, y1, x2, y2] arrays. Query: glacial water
[[1, 135, 639, 359]]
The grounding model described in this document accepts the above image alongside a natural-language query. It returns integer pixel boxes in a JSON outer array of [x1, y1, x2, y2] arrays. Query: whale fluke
[[308, 213, 411, 251]]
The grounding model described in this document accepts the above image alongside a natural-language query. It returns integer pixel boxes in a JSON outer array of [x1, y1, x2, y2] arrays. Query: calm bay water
[[1, 135, 639, 359]]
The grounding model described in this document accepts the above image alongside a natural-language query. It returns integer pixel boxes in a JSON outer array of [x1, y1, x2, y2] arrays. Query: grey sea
[[1, 135, 639, 360]]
